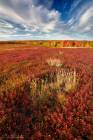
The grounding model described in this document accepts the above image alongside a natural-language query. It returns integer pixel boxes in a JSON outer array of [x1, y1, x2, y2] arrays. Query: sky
[[0, 0, 93, 41]]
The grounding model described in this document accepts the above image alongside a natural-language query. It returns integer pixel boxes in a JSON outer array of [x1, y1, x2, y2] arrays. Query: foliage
[[0, 46, 93, 139]]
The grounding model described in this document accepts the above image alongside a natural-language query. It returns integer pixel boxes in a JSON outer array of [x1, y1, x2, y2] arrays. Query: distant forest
[[0, 40, 93, 48]]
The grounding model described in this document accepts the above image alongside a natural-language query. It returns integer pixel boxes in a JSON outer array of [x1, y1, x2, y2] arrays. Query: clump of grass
[[29, 68, 78, 100], [59, 51, 64, 55], [64, 69, 78, 93], [46, 58, 63, 67]]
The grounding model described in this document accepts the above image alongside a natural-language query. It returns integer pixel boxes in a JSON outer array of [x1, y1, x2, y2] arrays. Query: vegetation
[[0, 43, 93, 139], [0, 40, 93, 50]]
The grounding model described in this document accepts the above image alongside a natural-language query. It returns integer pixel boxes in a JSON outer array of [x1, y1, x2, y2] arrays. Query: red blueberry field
[[0, 42, 93, 140]]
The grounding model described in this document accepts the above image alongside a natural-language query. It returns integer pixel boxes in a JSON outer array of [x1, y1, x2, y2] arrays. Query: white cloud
[[0, 6, 24, 22], [0, 1, 61, 34], [70, 0, 82, 13], [79, 6, 93, 26], [0, 0, 93, 40]]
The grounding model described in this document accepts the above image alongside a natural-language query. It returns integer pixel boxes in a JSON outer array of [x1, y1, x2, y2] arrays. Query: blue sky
[[0, 0, 93, 40]]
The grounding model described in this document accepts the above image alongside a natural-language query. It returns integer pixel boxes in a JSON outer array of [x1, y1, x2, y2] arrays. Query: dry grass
[[29, 68, 78, 101], [46, 58, 62, 67]]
